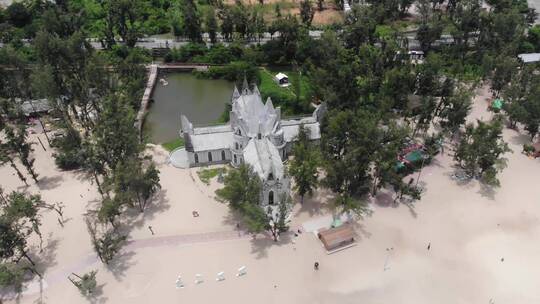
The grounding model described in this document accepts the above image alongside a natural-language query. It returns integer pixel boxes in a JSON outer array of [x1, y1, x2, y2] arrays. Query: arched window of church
[[268, 173, 273, 180], [208, 152, 213, 162], [221, 150, 226, 160], [258, 133, 262, 140], [268, 191, 274, 205], [236, 129, 241, 136], [194, 153, 199, 163], [235, 142, 239, 150], [234, 155, 237, 164]]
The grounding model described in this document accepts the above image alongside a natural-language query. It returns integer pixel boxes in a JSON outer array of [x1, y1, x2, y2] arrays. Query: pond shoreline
[[143, 70, 234, 144]]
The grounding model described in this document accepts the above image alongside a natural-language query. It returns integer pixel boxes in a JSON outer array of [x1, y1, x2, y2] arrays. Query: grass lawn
[[197, 167, 227, 185], [259, 67, 313, 115], [161, 138, 184, 152]]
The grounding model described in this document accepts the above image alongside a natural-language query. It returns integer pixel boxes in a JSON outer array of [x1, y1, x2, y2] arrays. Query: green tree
[[322, 110, 378, 214], [371, 123, 409, 195], [265, 196, 291, 241], [97, 197, 123, 229], [109, 157, 161, 213], [334, 193, 370, 217], [3, 124, 39, 183], [317, 0, 325, 11], [0, 262, 25, 292], [448, 0, 481, 54], [216, 165, 291, 241], [288, 125, 319, 203], [454, 119, 511, 186], [93, 95, 141, 172], [0, 191, 48, 283], [69, 270, 98, 297], [219, 8, 234, 41], [0, 117, 28, 186], [232, 0, 249, 39], [206, 8, 218, 44], [105, 0, 145, 48], [216, 164, 261, 210], [182, 0, 203, 42], [300, 0, 315, 27], [439, 86, 473, 134], [490, 56, 518, 95], [502, 69, 540, 139], [5, 2, 31, 28], [343, 5, 377, 50], [86, 217, 127, 264]]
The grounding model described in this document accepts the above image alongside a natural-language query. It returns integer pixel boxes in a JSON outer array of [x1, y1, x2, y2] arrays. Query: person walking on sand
[[427, 242, 431, 250], [314, 262, 319, 270], [148, 225, 154, 235]]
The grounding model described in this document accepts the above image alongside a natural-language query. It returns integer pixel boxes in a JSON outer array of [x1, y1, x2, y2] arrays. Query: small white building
[[518, 53, 540, 64], [274, 73, 290, 87]]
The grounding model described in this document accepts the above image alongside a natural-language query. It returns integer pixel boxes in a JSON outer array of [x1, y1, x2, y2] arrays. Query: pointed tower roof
[[252, 84, 261, 96], [242, 76, 250, 95], [232, 86, 240, 100], [264, 97, 275, 113]]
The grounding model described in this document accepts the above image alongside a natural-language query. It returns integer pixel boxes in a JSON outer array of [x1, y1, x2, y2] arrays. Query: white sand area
[[1, 85, 540, 303]]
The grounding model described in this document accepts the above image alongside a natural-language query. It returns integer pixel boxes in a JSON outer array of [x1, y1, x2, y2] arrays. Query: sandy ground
[[1, 84, 540, 304]]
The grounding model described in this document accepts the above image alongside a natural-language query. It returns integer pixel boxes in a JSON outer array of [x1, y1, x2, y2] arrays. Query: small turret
[[264, 97, 275, 113], [252, 84, 261, 96], [232, 86, 240, 100], [241, 76, 250, 95], [181, 115, 194, 135]]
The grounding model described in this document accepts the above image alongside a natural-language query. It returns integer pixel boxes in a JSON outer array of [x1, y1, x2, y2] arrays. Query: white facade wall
[[188, 149, 232, 167]]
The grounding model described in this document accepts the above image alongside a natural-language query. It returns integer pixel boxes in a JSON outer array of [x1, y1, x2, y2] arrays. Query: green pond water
[[145, 73, 234, 144]]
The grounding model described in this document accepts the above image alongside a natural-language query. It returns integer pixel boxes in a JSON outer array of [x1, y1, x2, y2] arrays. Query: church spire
[[252, 84, 261, 96], [232, 86, 240, 100], [265, 97, 275, 113], [241, 75, 250, 95]]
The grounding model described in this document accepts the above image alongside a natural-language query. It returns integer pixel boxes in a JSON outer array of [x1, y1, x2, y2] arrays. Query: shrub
[[196, 61, 260, 84], [164, 43, 208, 62]]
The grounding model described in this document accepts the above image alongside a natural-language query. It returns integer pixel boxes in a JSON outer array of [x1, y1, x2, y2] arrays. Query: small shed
[[274, 73, 290, 87], [20, 99, 52, 117], [518, 53, 540, 64], [317, 224, 356, 253]]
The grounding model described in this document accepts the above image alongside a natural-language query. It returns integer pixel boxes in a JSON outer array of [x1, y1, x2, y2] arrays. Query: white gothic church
[[180, 79, 324, 206]]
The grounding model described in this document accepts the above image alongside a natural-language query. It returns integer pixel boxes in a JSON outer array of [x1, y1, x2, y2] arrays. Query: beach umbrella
[[492, 98, 504, 111]]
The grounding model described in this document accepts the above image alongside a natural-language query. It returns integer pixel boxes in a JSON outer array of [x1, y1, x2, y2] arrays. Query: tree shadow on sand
[[293, 190, 334, 217], [123, 189, 171, 229], [106, 250, 137, 281], [371, 187, 420, 219], [37, 175, 64, 191], [509, 132, 532, 146], [348, 221, 372, 240], [249, 232, 294, 259], [34, 235, 60, 273], [85, 283, 108, 304], [478, 183, 497, 200], [221, 209, 244, 228], [372, 191, 397, 208]]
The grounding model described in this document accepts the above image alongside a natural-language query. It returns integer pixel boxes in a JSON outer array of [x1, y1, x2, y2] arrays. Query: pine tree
[[288, 125, 319, 203], [454, 119, 511, 186], [300, 0, 315, 27], [206, 8, 218, 44], [182, 0, 203, 42]]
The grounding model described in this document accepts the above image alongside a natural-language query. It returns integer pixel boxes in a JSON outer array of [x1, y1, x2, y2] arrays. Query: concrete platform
[[169, 148, 189, 169]]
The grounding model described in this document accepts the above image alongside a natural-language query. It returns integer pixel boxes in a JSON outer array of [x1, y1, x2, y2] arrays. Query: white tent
[[274, 73, 290, 87]]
